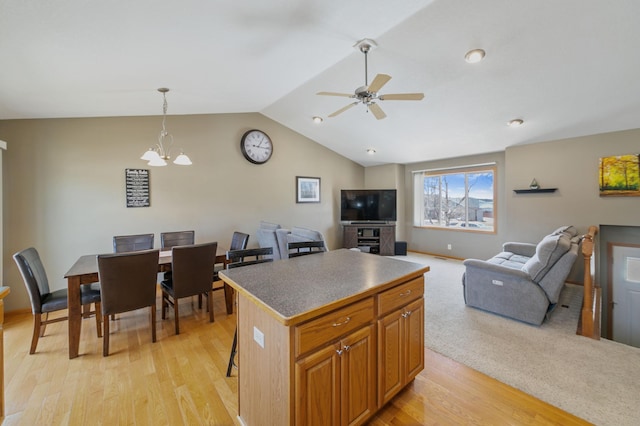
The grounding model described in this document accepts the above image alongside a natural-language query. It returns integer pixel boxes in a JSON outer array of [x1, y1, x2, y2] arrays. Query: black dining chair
[[97, 249, 159, 356], [13, 247, 102, 354], [161, 242, 217, 335], [225, 246, 273, 377], [212, 231, 250, 313], [113, 233, 155, 253], [287, 240, 326, 258]]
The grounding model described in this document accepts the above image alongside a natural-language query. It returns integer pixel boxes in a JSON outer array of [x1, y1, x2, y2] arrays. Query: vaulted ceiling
[[2, 0, 639, 166]]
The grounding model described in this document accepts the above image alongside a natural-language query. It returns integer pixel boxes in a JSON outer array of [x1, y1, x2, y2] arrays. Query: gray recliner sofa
[[462, 226, 582, 325]]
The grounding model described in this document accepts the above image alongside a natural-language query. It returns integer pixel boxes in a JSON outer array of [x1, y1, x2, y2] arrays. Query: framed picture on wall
[[599, 154, 640, 197], [296, 176, 321, 203]]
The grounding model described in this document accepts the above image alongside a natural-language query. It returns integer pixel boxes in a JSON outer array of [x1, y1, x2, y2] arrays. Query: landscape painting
[[599, 154, 640, 197]]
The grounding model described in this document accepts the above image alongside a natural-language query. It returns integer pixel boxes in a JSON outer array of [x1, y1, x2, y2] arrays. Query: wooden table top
[[65, 246, 227, 278]]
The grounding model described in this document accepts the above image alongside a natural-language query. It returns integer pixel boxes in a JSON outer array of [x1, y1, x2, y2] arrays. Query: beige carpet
[[393, 252, 640, 426]]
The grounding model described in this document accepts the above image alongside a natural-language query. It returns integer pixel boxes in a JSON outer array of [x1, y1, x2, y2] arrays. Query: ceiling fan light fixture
[[508, 118, 524, 127], [464, 49, 486, 63]]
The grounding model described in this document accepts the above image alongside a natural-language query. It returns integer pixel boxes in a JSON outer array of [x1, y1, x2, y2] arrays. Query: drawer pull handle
[[399, 289, 412, 297], [401, 310, 412, 318], [343, 345, 351, 352], [332, 317, 351, 327], [336, 349, 343, 356]]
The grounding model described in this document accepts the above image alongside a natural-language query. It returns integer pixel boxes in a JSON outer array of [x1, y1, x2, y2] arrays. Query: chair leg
[[95, 302, 103, 338], [40, 312, 49, 337], [29, 314, 42, 354], [151, 305, 157, 343], [174, 298, 180, 335], [161, 292, 168, 320], [224, 283, 234, 315], [207, 290, 214, 323], [103, 315, 110, 357], [226, 328, 238, 377]]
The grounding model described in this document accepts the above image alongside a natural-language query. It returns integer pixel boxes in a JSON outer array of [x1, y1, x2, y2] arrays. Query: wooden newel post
[[580, 226, 598, 338], [0, 286, 10, 421]]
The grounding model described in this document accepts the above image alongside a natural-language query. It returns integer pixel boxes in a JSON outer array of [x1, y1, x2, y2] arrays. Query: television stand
[[342, 223, 395, 255]]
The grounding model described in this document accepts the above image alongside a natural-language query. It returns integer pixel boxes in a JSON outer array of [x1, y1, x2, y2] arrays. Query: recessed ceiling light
[[464, 49, 486, 63], [366, 148, 376, 155], [508, 119, 524, 127], [312, 116, 323, 124]]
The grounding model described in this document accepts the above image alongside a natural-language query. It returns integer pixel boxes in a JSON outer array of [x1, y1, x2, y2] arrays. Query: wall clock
[[240, 129, 273, 164]]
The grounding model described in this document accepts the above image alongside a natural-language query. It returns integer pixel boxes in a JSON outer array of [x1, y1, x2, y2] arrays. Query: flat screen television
[[340, 189, 397, 222]]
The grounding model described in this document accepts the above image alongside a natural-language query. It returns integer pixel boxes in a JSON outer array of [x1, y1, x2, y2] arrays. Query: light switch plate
[[253, 326, 265, 348]]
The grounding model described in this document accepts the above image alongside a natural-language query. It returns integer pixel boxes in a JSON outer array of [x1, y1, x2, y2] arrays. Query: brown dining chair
[[97, 249, 159, 356], [160, 230, 195, 249], [161, 242, 217, 335], [225, 246, 273, 377], [13, 247, 102, 354], [113, 233, 155, 253], [287, 240, 326, 258]]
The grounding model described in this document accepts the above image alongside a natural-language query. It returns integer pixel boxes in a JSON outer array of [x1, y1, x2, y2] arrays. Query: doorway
[[610, 243, 640, 347]]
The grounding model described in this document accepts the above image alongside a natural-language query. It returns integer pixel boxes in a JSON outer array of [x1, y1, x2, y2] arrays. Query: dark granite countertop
[[219, 249, 429, 325]]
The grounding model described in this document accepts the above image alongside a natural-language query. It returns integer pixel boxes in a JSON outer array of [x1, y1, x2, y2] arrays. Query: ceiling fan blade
[[367, 74, 391, 93], [328, 102, 359, 117], [379, 93, 425, 101], [317, 91, 354, 98], [369, 103, 387, 120]]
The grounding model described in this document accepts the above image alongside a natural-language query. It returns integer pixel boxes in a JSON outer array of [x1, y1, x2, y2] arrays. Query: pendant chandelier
[[140, 88, 192, 166]]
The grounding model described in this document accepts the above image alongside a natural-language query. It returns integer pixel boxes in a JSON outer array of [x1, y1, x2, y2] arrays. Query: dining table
[[64, 246, 228, 359]]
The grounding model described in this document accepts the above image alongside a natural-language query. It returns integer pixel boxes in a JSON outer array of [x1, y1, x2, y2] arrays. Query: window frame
[[413, 164, 497, 234]]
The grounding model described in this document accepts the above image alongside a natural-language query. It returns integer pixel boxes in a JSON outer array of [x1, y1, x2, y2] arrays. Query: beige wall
[[0, 113, 364, 312], [405, 128, 640, 283]]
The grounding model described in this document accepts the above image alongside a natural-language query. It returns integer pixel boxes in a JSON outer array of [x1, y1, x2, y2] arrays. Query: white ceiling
[[2, 0, 640, 166]]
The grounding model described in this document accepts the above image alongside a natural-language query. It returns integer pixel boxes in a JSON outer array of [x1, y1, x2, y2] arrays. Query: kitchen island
[[219, 249, 429, 426]]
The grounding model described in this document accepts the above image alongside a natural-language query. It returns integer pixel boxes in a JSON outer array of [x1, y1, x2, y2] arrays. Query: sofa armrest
[[502, 242, 537, 257], [463, 258, 550, 325]]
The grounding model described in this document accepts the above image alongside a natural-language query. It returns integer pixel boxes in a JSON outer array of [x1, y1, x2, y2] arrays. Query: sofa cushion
[[487, 252, 530, 270], [522, 233, 572, 282]]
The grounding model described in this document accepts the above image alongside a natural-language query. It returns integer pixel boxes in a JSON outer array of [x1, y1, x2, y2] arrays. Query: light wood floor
[[3, 290, 590, 425]]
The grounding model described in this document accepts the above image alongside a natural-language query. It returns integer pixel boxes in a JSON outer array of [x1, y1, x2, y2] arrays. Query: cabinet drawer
[[295, 297, 374, 358], [378, 277, 424, 316]]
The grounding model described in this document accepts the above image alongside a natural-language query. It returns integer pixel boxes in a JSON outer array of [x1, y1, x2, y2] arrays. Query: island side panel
[[238, 293, 292, 425]]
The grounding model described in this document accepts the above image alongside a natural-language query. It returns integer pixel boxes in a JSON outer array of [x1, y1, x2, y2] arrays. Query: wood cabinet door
[[378, 226, 395, 255], [295, 341, 341, 426], [343, 226, 358, 248], [377, 310, 404, 406], [341, 325, 376, 426], [404, 298, 425, 382]]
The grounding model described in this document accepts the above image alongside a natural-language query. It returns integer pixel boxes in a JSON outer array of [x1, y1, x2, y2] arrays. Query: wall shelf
[[513, 188, 558, 194]]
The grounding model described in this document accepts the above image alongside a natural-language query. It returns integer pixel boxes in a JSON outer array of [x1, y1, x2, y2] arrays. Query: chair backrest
[[226, 247, 274, 269], [13, 247, 50, 314], [161, 230, 195, 249], [230, 231, 250, 251], [171, 242, 218, 298], [97, 249, 159, 316], [113, 233, 155, 253], [287, 241, 326, 258]]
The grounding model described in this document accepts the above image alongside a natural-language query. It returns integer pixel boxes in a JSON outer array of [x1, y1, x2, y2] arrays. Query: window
[[413, 165, 496, 232]]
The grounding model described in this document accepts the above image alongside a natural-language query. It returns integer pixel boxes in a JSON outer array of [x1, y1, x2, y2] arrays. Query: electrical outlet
[[447, 244, 452, 250], [253, 326, 265, 348]]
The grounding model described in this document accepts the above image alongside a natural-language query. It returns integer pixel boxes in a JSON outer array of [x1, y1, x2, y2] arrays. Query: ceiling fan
[[317, 40, 424, 120]]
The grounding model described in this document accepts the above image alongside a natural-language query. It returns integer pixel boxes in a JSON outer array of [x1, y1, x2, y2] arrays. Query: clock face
[[240, 130, 273, 164]]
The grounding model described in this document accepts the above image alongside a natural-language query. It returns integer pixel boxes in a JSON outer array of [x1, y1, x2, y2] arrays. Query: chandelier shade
[[141, 88, 192, 166]]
